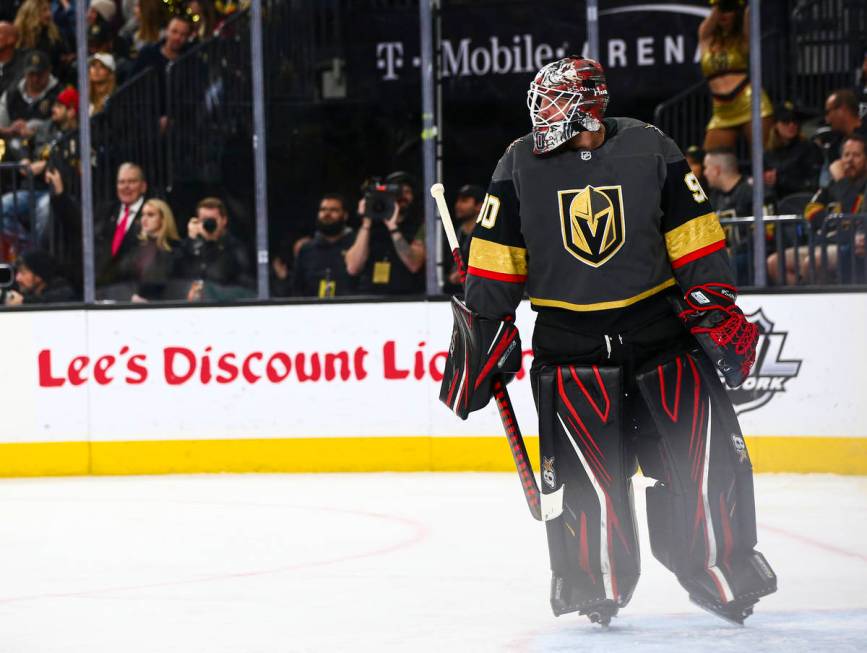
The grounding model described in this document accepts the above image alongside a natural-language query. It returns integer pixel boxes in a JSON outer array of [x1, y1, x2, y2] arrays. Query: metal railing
[[719, 212, 866, 287], [789, 0, 867, 112], [166, 10, 253, 187]]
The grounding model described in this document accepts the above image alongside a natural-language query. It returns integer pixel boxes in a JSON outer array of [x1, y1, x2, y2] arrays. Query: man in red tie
[[49, 161, 148, 294]]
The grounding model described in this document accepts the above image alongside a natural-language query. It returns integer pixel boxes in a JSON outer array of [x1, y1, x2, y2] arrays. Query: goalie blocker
[[440, 297, 522, 419]]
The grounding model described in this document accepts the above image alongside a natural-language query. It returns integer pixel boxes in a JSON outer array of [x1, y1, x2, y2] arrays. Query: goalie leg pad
[[534, 364, 640, 616], [635, 351, 777, 614]]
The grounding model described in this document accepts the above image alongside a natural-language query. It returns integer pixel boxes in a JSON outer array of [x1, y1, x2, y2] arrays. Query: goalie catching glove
[[673, 283, 758, 389], [440, 297, 522, 419]]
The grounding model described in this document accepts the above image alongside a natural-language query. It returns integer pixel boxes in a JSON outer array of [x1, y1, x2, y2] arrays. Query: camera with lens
[[362, 178, 402, 222], [0, 263, 13, 289], [202, 217, 218, 235]]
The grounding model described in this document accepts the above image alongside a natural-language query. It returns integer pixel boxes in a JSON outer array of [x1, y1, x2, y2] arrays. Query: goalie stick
[[430, 183, 542, 521]]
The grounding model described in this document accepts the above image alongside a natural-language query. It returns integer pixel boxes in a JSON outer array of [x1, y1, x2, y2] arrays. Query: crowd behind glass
[[0, 1, 865, 306]]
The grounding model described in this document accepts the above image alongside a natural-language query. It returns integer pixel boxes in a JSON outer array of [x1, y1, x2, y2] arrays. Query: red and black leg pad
[[635, 351, 777, 623], [533, 364, 640, 620], [439, 297, 522, 420]]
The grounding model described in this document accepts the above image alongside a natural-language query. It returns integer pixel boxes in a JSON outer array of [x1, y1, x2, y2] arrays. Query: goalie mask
[[527, 57, 609, 155]]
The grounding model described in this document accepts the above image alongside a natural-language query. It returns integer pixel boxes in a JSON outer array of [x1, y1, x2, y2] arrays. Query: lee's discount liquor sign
[[0, 294, 862, 444]]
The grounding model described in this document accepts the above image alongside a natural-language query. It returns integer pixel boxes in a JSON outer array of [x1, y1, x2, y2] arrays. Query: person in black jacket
[[48, 161, 149, 294], [118, 197, 184, 301], [293, 193, 357, 297], [3, 247, 75, 304], [763, 102, 823, 203], [182, 196, 254, 301]]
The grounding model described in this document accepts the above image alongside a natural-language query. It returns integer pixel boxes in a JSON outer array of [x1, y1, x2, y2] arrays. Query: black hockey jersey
[[465, 118, 733, 327]]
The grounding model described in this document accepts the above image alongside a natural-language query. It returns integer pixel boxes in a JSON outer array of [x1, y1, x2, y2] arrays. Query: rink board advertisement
[[0, 294, 864, 476]]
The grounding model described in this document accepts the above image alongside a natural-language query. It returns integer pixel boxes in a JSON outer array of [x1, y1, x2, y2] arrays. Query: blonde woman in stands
[[88, 52, 116, 115], [14, 0, 71, 81], [122, 198, 184, 302]]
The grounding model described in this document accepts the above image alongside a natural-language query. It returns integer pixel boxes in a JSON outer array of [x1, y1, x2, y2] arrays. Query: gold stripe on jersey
[[530, 278, 677, 312], [468, 237, 528, 276], [665, 212, 725, 263]]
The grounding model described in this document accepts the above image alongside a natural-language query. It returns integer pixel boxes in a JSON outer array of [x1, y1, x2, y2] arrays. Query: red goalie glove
[[674, 284, 758, 389]]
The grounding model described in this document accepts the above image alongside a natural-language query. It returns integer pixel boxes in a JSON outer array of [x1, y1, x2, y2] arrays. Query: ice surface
[[0, 473, 864, 652]]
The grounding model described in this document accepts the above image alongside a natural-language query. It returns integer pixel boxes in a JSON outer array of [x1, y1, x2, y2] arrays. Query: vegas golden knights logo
[[557, 185, 626, 267]]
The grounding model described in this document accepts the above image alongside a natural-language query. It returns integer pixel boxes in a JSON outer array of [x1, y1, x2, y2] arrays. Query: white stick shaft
[[430, 183, 461, 252]]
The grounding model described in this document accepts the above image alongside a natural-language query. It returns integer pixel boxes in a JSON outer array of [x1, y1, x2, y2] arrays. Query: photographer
[[345, 171, 425, 295], [181, 197, 254, 301], [293, 193, 358, 297], [3, 248, 74, 305]]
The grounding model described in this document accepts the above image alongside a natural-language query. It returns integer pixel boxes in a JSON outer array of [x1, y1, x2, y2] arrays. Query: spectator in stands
[[117, 198, 184, 301], [345, 171, 426, 295], [768, 134, 867, 285], [182, 196, 254, 300], [0, 85, 78, 248], [130, 13, 191, 127], [14, 0, 72, 83], [824, 89, 867, 182], [442, 183, 484, 293], [131, 13, 191, 117], [3, 247, 74, 304], [763, 101, 823, 204], [0, 21, 25, 98], [120, 0, 168, 61], [704, 148, 754, 284], [698, 0, 772, 151], [184, 0, 218, 43], [293, 193, 357, 298], [685, 145, 706, 188], [49, 161, 149, 291], [704, 149, 752, 217], [87, 0, 130, 63], [0, 50, 60, 147], [88, 52, 116, 115]]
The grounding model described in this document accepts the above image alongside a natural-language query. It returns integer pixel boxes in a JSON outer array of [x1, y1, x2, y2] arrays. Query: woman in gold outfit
[[699, 0, 773, 151]]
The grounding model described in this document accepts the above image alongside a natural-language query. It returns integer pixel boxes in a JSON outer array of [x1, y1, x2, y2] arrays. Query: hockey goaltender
[[439, 56, 777, 626]]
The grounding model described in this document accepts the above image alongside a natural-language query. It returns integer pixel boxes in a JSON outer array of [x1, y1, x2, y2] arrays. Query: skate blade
[[689, 596, 751, 626]]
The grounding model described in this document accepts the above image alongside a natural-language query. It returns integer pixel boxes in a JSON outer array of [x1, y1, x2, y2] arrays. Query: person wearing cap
[[0, 21, 26, 99], [3, 248, 74, 305], [763, 101, 823, 202], [0, 84, 78, 248], [292, 193, 358, 298], [0, 49, 60, 142], [443, 183, 484, 293], [345, 170, 426, 295], [89, 52, 116, 115]]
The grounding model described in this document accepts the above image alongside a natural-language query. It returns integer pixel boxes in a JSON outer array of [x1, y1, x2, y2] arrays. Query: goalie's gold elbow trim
[[530, 278, 676, 312], [665, 212, 726, 264], [468, 237, 528, 277]]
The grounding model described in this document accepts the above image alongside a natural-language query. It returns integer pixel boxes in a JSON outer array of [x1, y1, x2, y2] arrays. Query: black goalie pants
[[531, 316, 776, 616]]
